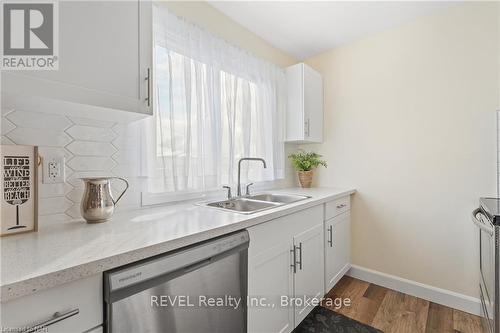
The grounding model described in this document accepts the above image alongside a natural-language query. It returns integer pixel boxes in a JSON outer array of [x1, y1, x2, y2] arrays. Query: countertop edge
[[1, 188, 355, 302]]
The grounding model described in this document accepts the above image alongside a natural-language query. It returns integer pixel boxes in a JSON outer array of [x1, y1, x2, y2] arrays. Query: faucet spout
[[237, 157, 267, 197]]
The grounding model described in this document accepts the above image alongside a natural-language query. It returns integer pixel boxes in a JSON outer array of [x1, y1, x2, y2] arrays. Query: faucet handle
[[245, 183, 254, 196], [222, 186, 232, 200]]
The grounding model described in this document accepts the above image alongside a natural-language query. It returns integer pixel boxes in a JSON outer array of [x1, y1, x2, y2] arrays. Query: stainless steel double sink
[[205, 193, 310, 214]]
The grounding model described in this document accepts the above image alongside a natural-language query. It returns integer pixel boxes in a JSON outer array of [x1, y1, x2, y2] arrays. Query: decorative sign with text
[[1, 145, 38, 236]]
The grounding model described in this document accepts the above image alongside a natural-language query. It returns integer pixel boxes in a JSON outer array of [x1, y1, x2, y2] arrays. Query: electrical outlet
[[43, 155, 65, 184]]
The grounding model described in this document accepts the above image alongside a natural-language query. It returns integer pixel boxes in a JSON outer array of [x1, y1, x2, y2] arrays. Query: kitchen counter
[[0, 187, 355, 302]]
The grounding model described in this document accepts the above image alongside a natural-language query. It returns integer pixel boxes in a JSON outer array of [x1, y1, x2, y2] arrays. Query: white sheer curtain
[[146, 3, 286, 194]]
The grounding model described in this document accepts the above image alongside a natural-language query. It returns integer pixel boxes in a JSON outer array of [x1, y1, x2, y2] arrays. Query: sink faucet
[[222, 185, 232, 200], [237, 157, 267, 197]]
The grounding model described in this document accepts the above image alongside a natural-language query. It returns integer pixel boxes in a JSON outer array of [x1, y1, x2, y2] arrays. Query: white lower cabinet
[[293, 223, 325, 324], [248, 239, 295, 333], [0, 195, 352, 333], [1, 274, 103, 333], [247, 205, 324, 333], [324, 210, 351, 294]]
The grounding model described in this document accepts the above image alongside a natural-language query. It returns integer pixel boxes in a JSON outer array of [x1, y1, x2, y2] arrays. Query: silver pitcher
[[80, 177, 129, 223]]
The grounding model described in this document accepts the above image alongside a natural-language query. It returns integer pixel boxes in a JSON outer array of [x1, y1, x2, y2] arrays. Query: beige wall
[[161, 1, 297, 68], [305, 2, 499, 297]]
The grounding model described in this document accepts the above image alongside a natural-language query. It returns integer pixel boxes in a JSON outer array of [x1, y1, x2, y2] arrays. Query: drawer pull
[[22, 308, 79, 333], [336, 204, 346, 209]]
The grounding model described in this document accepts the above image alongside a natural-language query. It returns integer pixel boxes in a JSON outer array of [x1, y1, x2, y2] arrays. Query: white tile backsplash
[[6, 110, 72, 131], [67, 156, 117, 171], [7, 127, 73, 146], [1, 110, 144, 224], [39, 197, 73, 216], [66, 141, 117, 156], [68, 116, 115, 128], [65, 204, 83, 219], [111, 149, 139, 164], [1, 108, 14, 116], [1, 118, 15, 134], [66, 188, 85, 203], [66, 125, 117, 142], [38, 183, 72, 198], [1, 135, 15, 145], [1, 109, 297, 226]]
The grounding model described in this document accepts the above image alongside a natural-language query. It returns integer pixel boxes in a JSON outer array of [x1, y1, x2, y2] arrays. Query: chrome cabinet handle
[[472, 208, 494, 236], [327, 225, 333, 247], [290, 246, 297, 273], [298, 242, 303, 270], [336, 203, 346, 209], [291, 243, 303, 273], [145, 68, 151, 107], [22, 308, 79, 333], [304, 118, 310, 137]]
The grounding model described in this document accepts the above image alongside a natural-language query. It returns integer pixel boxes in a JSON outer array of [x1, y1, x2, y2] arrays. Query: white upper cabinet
[[285, 63, 324, 143], [1, 1, 152, 120]]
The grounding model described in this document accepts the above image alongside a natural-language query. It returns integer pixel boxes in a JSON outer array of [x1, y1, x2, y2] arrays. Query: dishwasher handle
[[183, 258, 213, 274], [472, 208, 494, 236]]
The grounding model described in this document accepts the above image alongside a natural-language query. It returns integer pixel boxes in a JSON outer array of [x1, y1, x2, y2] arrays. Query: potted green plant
[[288, 151, 327, 188]]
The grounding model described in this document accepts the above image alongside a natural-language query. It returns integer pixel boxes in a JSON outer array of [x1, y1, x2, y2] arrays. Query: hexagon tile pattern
[[1, 110, 143, 222]]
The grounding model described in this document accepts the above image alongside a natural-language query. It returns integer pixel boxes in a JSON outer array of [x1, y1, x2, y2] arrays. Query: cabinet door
[[285, 63, 304, 142], [2, 1, 152, 115], [248, 241, 294, 333], [303, 64, 323, 143], [324, 212, 351, 293], [293, 223, 324, 325]]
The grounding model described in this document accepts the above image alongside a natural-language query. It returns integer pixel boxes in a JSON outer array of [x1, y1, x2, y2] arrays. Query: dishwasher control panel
[[106, 231, 249, 292]]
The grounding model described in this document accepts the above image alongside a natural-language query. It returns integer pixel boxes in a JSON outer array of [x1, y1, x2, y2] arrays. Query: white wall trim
[[347, 265, 481, 316]]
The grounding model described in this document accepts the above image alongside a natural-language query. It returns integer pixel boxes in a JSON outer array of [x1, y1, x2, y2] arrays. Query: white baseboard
[[347, 264, 482, 316], [326, 263, 351, 294]]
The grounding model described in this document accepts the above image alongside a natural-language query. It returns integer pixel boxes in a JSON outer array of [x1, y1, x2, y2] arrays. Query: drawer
[[248, 205, 324, 258], [325, 196, 350, 220], [1, 274, 103, 333]]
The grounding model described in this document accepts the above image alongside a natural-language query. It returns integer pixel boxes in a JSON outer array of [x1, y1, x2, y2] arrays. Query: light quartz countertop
[[0, 187, 355, 302]]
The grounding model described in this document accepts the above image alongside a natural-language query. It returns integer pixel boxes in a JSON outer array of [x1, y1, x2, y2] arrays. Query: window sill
[[141, 179, 293, 207], [141, 190, 218, 207]]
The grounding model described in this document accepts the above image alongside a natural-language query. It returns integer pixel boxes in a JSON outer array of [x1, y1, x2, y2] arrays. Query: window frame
[[141, 37, 286, 205]]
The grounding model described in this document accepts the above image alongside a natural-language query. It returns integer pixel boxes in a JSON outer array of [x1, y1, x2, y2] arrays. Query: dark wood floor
[[322, 276, 485, 333]]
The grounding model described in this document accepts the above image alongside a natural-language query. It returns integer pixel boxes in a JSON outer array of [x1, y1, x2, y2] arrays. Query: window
[[144, 5, 286, 198]]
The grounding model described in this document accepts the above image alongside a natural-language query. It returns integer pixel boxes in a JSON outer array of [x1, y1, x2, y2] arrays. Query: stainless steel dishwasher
[[104, 231, 249, 333]]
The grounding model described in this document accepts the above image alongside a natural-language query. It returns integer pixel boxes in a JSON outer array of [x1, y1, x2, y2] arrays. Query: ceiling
[[208, 1, 454, 60]]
